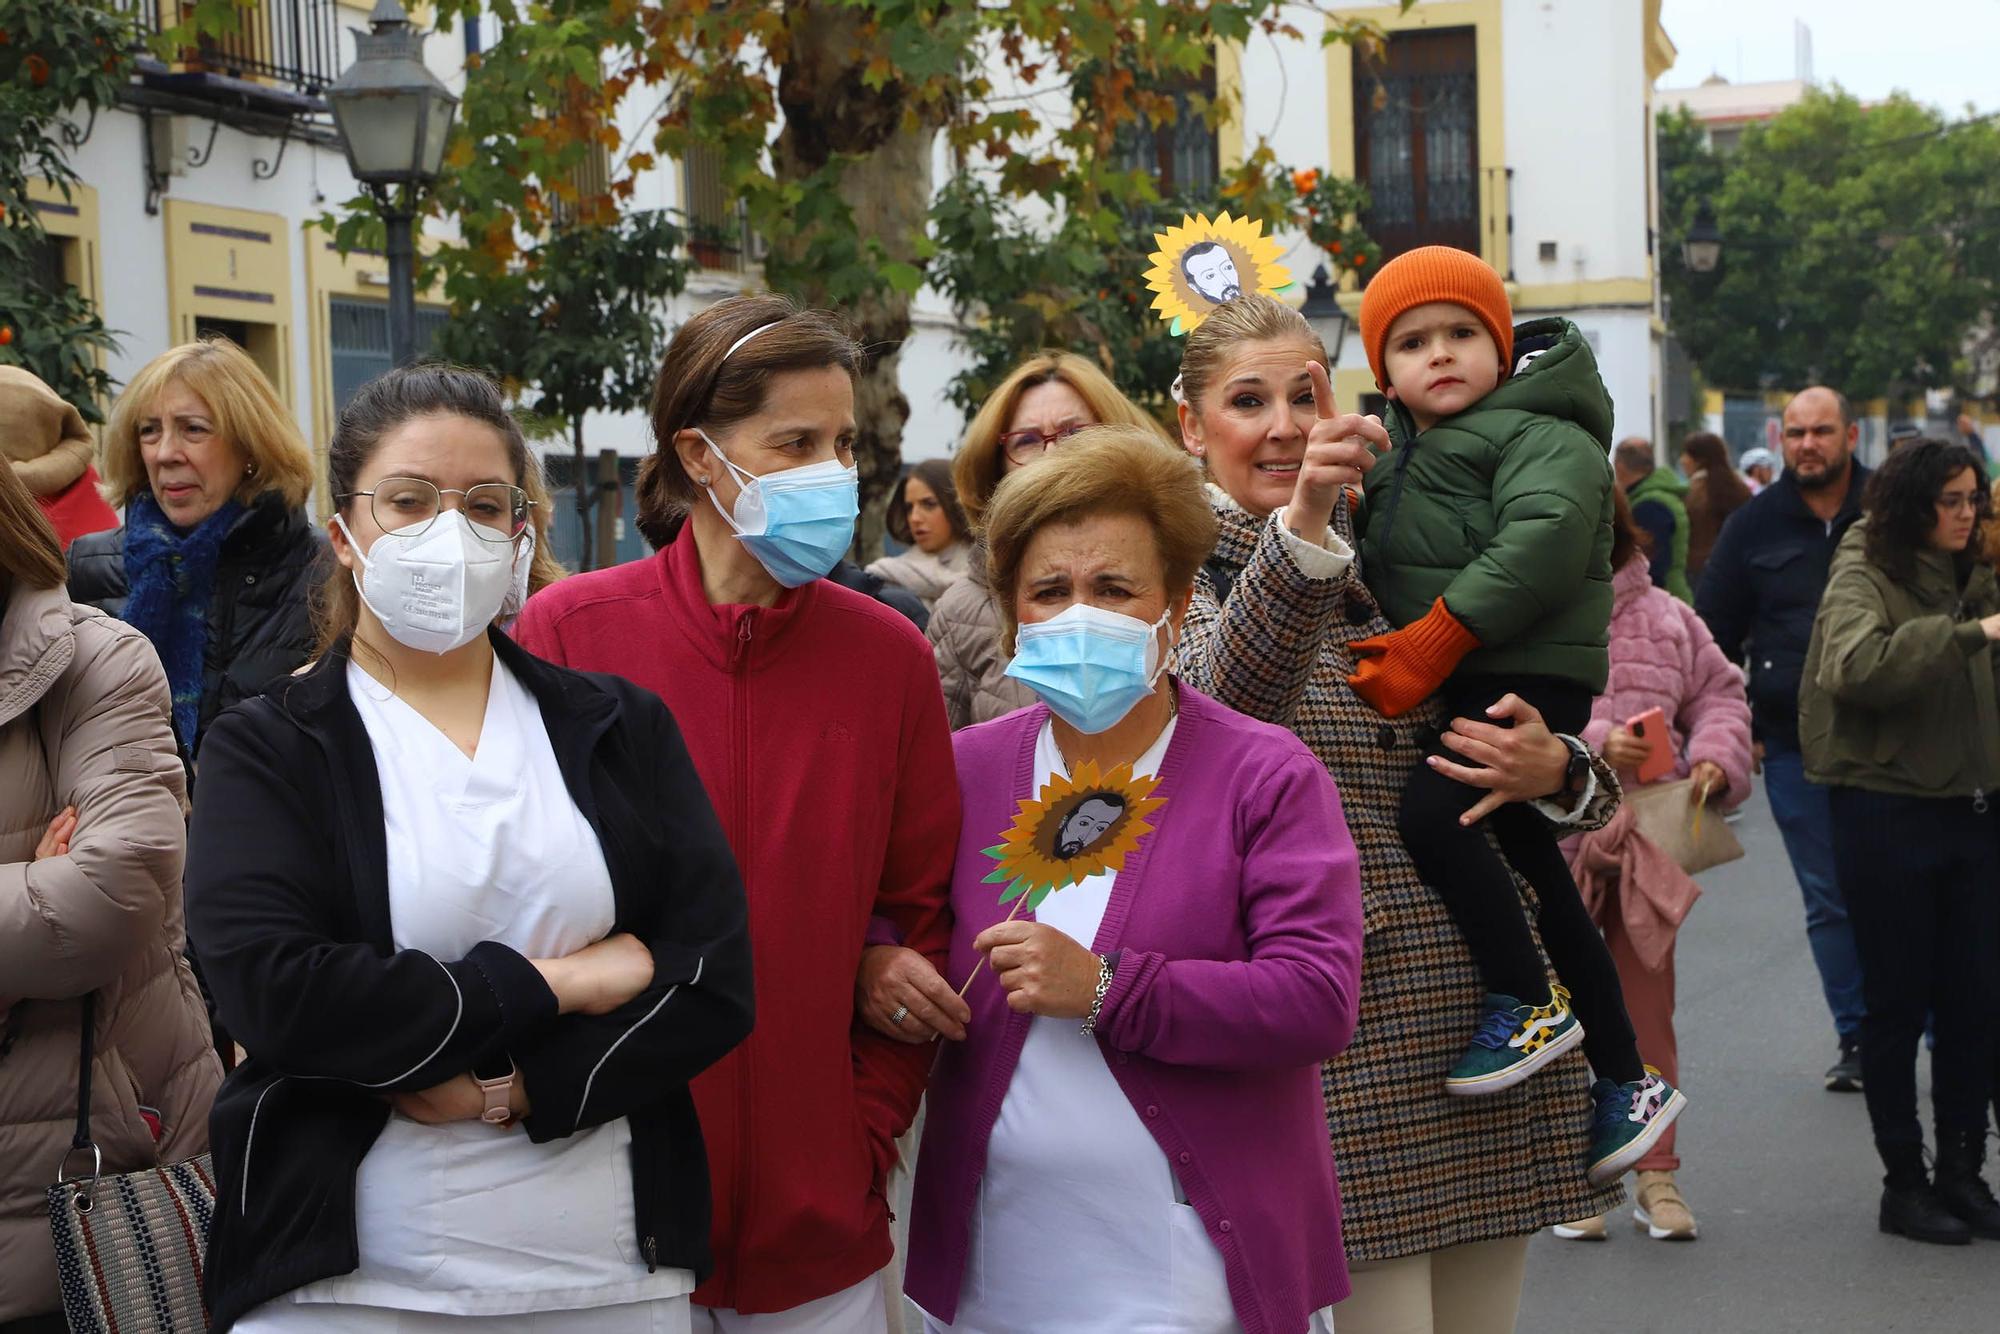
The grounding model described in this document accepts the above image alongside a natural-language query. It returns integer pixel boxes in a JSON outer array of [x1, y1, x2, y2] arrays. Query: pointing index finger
[[1307, 360, 1337, 421]]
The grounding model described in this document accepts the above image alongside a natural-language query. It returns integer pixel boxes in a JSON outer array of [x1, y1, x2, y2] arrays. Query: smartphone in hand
[[1626, 707, 1675, 784]]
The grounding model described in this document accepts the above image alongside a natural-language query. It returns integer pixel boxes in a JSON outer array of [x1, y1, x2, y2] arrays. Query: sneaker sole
[[1444, 1021, 1585, 1097], [1587, 1088, 1687, 1185], [1552, 1220, 1608, 1241], [1632, 1203, 1698, 1241], [1825, 1074, 1864, 1092]]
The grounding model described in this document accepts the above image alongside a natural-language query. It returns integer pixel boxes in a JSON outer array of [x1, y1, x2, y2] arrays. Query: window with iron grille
[[328, 297, 449, 412], [682, 141, 759, 271], [1353, 28, 1479, 263], [1112, 66, 1220, 196]]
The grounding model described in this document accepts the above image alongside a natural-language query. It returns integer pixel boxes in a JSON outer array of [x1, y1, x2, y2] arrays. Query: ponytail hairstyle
[[315, 365, 564, 656], [636, 295, 864, 549]]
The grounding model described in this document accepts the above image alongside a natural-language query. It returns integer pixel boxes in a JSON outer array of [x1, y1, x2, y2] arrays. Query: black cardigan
[[184, 631, 755, 1331]]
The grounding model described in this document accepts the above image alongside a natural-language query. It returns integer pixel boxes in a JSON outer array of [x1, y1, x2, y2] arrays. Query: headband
[[723, 321, 782, 361]]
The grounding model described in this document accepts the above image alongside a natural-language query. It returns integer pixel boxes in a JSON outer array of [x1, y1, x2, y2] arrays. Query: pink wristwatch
[[472, 1055, 517, 1126]]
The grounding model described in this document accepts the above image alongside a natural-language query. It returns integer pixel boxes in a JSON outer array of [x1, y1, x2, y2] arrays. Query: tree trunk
[[572, 415, 593, 572], [772, 2, 950, 561]]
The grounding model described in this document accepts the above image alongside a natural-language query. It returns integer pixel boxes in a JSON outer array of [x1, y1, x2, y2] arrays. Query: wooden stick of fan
[[956, 896, 1030, 998]]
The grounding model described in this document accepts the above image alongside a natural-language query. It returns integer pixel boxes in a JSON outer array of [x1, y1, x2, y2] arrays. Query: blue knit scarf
[[121, 490, 243, 748]]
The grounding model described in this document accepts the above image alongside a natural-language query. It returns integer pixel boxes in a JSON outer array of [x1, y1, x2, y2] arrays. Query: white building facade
[[47, 0, 1678, 565]]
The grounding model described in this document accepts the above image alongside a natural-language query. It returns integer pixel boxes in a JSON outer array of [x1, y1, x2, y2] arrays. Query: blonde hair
[[954, 352, 1173, 531], [983, 426, 1217, 654], [1176, 296, 1325, 414], [103, 339, 314, 510], [0, 450, 66, 589]]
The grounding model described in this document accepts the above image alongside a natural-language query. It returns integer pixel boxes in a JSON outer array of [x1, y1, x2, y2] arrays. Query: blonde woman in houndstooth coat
[[1168, 295, 1623, 1334]]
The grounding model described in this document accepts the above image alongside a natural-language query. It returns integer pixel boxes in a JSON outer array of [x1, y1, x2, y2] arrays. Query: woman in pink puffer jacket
[[1555, 491, 1752, 1245]]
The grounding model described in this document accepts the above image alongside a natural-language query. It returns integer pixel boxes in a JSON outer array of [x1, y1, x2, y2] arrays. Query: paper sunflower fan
[[1144, 212, 1294, 336], [981, 760, 1168, 913]]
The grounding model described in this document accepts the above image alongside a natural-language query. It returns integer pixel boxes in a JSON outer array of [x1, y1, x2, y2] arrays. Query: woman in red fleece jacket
[[513, 295, 957, 1331]]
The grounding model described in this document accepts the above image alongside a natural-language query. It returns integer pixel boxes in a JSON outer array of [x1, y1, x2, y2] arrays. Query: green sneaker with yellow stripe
[[1445, 986, 1585, 1096]]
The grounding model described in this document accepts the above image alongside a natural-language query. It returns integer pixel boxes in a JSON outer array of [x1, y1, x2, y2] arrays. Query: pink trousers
[[1592, 875, 1680, 1171]]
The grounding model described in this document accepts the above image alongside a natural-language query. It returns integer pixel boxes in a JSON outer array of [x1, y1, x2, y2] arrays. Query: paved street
[[1520, 781, 2000, 1332]]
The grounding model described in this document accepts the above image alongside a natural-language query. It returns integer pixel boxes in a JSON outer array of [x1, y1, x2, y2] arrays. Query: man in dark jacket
[[1696, 385, 1869, 1093]]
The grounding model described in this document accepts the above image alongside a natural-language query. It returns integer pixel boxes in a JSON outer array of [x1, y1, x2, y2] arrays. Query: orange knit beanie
[[1358, 246, 1514, 390]]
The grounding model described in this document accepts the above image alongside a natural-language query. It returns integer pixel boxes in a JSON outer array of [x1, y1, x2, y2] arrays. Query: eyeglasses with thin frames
[[338, 477, 534, 542], [1000, 423, 1090, 464]]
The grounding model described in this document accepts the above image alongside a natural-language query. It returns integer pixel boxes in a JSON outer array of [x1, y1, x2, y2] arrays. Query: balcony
[[116, 0, 341, 118]]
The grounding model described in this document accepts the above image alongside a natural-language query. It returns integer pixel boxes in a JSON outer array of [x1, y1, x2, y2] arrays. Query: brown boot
[[1633, 1170, 1698, 1240]]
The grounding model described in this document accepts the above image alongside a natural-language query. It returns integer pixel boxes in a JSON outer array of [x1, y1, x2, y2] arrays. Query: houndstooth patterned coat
[[1173, 488, 1623, 1262]]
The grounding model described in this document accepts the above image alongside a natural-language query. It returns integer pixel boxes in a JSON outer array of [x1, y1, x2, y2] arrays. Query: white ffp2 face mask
[[336, 511, 533, 655]]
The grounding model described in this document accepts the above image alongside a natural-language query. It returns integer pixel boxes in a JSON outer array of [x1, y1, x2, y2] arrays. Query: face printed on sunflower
[[1183, 244, 1243, 304], [1056, 793, 1128, 858]]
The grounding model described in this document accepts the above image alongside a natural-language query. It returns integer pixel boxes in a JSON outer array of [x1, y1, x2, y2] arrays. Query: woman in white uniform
[[183, 366, 756, 1333]]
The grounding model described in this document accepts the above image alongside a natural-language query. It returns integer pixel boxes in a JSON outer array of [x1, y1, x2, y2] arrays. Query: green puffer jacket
[[1624, 467, 1694, 603], [1358, 316, 1615, 693], [1799, 521, 2000, 799]]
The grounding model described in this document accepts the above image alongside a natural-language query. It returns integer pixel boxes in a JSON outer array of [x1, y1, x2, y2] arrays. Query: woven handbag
[[45, 993, 215, 1333]]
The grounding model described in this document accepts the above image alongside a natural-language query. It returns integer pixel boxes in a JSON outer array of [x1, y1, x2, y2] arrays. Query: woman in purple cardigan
[[902, 428, 1364, 1334]]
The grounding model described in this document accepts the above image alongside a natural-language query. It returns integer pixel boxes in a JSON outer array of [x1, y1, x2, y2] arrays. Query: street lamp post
[[1299, 264, 1352, 364], [327, 0, 459, 368], [1681, 200, 1723, 274]]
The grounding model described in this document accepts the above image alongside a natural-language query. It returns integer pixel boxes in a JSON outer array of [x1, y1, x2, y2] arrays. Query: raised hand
[[1289, 361, 1386, 540]]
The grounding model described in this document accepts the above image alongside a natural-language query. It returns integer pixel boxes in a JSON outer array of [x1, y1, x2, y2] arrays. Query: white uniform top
[[276, 660, 695, 1317]]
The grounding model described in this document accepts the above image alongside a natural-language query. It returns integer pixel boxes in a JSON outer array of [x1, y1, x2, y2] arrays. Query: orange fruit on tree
[[0, 327, 15, 346]]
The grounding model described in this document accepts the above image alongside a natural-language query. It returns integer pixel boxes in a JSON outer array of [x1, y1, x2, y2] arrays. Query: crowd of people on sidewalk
[[5, 239, 2000, 1334]]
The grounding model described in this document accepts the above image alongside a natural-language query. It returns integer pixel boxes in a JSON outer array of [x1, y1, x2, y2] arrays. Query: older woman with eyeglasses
[[927, 353, 1176, 730]]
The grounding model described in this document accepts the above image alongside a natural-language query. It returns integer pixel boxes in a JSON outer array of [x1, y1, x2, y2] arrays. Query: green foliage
[[930, 149, 1378, 421], [426, 210, 688, 427], [0, 0, 129, 419], [1660, 91, 2000, 399], [339, 0, 1406, 555]]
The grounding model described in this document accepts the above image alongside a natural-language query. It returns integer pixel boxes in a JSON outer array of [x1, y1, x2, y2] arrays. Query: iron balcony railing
[[116, 0, 342, 100]]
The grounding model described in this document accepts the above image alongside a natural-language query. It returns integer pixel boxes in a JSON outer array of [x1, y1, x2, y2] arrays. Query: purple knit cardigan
[[904, 685, 1364, 1334]]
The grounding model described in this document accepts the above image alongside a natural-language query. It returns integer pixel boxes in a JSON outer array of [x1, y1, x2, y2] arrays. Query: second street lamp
[[1299, 264, 1352, 365], [328, 0, 460, 368]]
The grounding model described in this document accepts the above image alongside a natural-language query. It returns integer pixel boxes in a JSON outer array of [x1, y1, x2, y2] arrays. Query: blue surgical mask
[[699, 430, 859, 588], [1005, 602, 1174, 734]]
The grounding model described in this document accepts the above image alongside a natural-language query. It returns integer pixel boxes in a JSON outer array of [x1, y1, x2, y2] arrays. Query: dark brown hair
[[886, 458, 966, 547], [316, 364, 564, 655], [636, 295, 864, 549], [1610, 485, 1651, 573], [1862, 437, 1989, 582], [0, 452, 66, 590], [1680, 430, 1752, 524]]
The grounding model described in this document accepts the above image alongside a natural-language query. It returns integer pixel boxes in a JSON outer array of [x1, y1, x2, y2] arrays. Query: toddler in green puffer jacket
[[1349, 246, 1682, 1187]]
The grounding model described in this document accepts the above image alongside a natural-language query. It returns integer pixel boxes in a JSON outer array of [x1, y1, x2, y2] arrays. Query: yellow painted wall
[[1325, 0, 1506, 275], [26, 179, 104, 310], [162, 199, 296, 410], [1215, 41, 1245, 171]]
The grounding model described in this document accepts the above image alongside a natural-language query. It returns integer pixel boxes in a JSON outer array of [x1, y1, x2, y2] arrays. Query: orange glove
[[1347, 597, 1481, 717]]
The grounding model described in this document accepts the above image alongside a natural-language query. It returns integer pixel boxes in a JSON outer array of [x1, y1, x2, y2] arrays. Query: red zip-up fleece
[[513, 522, 956, 1314]]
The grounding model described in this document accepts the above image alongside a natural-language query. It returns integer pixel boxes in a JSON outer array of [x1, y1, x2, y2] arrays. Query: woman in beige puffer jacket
[[0, 462, 220, 1328]]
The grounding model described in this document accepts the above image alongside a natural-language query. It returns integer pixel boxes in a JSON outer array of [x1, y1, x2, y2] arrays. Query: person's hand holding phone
[[1601, 726, 1649, 770]]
